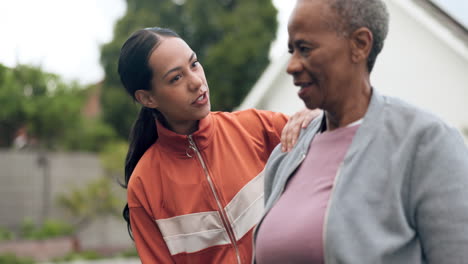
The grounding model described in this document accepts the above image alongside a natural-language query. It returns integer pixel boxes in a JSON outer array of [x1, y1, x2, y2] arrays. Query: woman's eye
[[192, 60, 200, 68], [299, 46, 310, 53], [171, 75, 181, 83]]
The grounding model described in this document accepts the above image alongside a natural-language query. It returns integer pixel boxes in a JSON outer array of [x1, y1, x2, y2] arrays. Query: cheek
[[302, 58, 316, 73], [156, 89, 179, 106], [198, 68, 207, 83]]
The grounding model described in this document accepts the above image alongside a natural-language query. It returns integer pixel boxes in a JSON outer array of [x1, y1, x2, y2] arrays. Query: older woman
[[254, 0, 468, 263]]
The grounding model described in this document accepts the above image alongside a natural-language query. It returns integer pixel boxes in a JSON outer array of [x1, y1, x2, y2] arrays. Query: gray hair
[[327, 0, 390, 72]]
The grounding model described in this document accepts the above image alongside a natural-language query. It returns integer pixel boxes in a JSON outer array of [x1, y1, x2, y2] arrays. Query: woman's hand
[[281, 108, 322, 152]]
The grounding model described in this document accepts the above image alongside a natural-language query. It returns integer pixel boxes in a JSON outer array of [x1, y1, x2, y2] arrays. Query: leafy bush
[[52, 250, 101, 262], [57, 177, 123, 231], [99, 140, 128, 178], [19, 219, 35, 240], [0, 254, 34, 264], [117, 247, 139, 258], [20, 219, 74, 240], [0, 227, 14, 242]]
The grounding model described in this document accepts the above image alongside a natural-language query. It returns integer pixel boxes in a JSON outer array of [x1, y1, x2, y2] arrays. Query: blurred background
[[0, 0, 283, 262], [0, 0, 467, 263]]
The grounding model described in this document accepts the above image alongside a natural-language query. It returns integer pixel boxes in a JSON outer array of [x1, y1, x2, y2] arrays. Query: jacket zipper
[[322, 163, 343, 263], [188, 135, 242, 264]]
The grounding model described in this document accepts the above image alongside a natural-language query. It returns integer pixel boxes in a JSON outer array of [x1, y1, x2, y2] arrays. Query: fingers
[[280, 108, 322, 152], [281, 111, 303, 152], [302, 109, 322, 128], [280, 121, 290, 152], [285, 123, 300, 152]]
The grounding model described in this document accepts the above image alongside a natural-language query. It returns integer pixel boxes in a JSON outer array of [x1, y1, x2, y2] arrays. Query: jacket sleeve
[[130, 206, 175, 264], [128, 175, 174, 264], [411, 123, 468, 263], [250, 109, 289, 153]]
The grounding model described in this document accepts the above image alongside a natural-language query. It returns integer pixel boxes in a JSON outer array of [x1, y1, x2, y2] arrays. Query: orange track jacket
[[127, 109, 288, 263]]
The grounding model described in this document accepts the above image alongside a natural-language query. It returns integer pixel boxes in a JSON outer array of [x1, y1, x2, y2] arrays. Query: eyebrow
[[162, 52, 196, 79], [294, 39, 309, 46], [288, 39, 304, 48]]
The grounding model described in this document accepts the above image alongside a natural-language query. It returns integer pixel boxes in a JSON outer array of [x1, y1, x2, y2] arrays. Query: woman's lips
[[297, 82, 316, 99], [192, 92, 208, 106]]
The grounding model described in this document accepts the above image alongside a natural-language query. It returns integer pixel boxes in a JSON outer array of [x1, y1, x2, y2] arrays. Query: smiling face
[[287, 0, 356, 111], [143, 37, 211, 133]]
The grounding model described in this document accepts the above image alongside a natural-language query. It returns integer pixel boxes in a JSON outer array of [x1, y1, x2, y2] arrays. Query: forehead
[[148, 37, 193, 76], [288, 0, 333, 38]]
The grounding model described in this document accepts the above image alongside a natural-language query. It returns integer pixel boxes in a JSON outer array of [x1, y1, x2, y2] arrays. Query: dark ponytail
[[118, 27, 180, 238], [122, 107, 158, 238]]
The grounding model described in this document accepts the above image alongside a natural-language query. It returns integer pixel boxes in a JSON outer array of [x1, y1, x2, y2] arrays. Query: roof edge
[[393, 0, 468, 61]]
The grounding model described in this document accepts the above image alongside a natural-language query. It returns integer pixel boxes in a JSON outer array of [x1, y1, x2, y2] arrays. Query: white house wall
[[240, 52, 305, 115], [372, 0, 468, 130], [239, 0, 468, 134]]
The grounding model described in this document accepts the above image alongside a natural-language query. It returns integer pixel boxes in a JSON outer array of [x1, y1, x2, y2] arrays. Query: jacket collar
[[298, 88, 384, 159], [155, 113, 214, 156], [343, 88, 383, 160]]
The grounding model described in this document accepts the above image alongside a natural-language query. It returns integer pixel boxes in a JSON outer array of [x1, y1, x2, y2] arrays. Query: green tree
[[0, 64, 85, 149], [0, 64, 117, 151], [100, 0, 278, 139]]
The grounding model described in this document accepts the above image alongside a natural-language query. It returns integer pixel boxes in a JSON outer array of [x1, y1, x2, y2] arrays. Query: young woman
[[118, 27, 318, 263]]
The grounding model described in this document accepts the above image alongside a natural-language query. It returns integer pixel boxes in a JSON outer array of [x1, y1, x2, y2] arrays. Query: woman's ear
[[350, 27, 373, 65], [135, 89, 159, 109]]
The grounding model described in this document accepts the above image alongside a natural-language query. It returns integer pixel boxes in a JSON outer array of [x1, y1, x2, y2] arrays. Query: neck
[[325, 80, 372, 131], [164, 119, 199, 135]]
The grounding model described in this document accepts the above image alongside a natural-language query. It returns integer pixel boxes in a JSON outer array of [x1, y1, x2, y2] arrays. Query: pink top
[[256, 124, 360, 264]]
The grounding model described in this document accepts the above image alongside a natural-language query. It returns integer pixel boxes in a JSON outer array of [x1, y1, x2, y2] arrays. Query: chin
[[198, 106, 211, 119], [302, 100, 318, 110]]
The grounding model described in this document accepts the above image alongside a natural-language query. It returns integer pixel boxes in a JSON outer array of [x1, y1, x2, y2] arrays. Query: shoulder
[[127, 173, 145, 208], [263, 116, 323, 199], [266, 113, 322, 171], [132, 143, 160, 176], [368, 94, 467, 167], [211, 109, 288, 132], [212, 108, 287, 122], [380, 95, 459, 140], [127, 144, 159, 208]]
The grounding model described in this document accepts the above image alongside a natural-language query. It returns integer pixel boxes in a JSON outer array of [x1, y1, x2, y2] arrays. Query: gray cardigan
[[255, 90, 468, 263]]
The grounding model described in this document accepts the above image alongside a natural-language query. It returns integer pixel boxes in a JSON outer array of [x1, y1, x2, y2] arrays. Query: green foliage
[[57, 177, 123, 230], [0, 64, 86, 149], [19, 219, 35, 239], [117, 247, 139, 258], [52, 248, 139, 262], [99, 87, 140, 144], [52, 250, 102, 262], [99, 140, 129, 178], [0, 63, 119, 152], [0, 254, 34, 264], [20, 219, 74, 240], [60, 118, 118, 153], [0, 227, 13, 242], [100, 0, 278, 139]]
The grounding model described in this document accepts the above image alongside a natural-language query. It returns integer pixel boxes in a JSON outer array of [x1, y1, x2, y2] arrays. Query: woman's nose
[[286, 53, 303, 76], [188, 71, 203, 91]]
